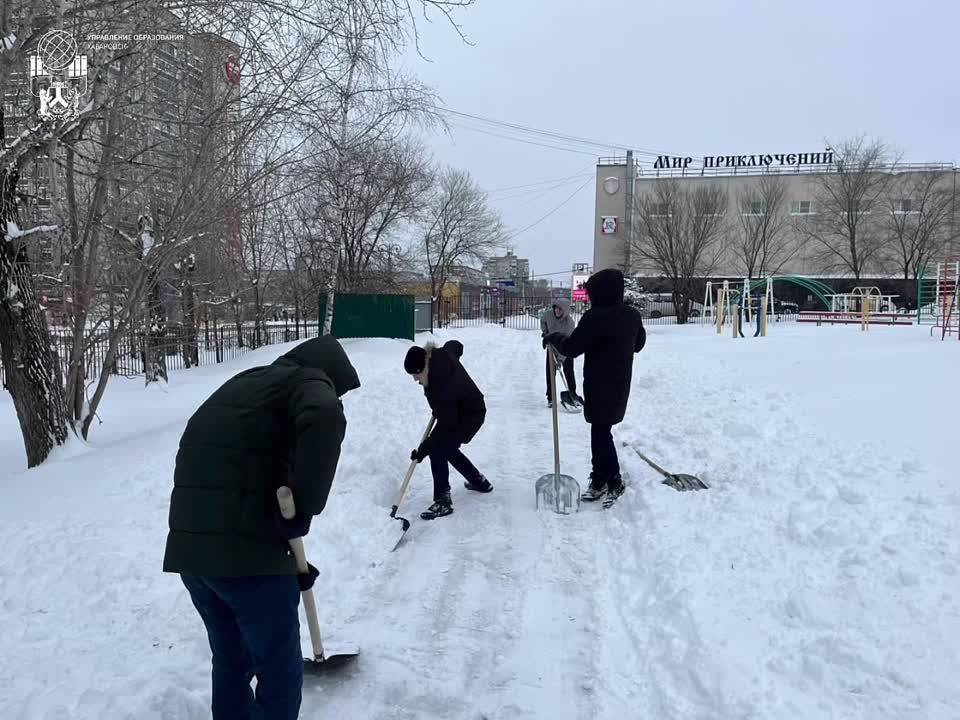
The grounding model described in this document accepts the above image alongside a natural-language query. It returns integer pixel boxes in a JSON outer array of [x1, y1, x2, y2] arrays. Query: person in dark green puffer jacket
[[163, 335, 360, 720]]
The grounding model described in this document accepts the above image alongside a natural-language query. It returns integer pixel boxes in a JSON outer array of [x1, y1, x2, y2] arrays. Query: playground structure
[[797, 286, 912, 329], [705, 275, 841, 338], [704, 278, 773, 337], [917, 259, 959, 340]]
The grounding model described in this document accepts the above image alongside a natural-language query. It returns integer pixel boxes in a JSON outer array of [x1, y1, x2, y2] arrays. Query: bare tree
[[884, 171, 958, 282], [334, 140, 432, 292], [311, 1, 447, 335], [631, 181, 728, 323], [795, 137, 897, 279], [422, 167, 507, 312], [733, 175, 797, 280], [1, 0, 477, 465]]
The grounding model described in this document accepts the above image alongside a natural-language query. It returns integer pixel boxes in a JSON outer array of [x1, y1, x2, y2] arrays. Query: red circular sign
[[224, 55, 240, 85]]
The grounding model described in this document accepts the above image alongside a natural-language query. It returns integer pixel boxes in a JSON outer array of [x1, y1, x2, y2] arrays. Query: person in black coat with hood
[[164, 335, 360, 720], [545, 268, 645, 503], [404, 339, 493, 519]]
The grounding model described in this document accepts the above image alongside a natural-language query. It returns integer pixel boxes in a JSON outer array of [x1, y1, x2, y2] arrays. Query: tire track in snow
[[479, 336, 601, 720]]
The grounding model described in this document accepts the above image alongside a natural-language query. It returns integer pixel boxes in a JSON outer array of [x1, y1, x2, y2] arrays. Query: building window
[[650, 203, 671, 217], [894, 198, 917, 214], [789, 200, 814, 215], [741, 200, 765, 216], [846, 201, 871, 215]]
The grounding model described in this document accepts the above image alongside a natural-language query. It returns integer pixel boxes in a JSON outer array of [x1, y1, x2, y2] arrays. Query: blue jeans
[[181, 574, 303, 720], [429, 442, 481, 499]]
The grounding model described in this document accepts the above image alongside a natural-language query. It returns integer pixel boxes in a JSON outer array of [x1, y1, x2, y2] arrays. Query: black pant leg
[[590, 423, 620, 478], [544, 351, 551, 398], [562, 356, 576, 393], [449, 448, 481, 484]]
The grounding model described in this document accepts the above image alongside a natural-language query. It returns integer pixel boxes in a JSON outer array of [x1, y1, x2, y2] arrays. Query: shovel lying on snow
[[389, 415, 436, 551], [536, 348, 581, 514], [626, 445, 709, 492], [276, 486, 359, 672]]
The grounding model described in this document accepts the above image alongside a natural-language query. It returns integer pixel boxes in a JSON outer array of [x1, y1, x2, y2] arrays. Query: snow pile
[[0, 324, 957, 719]]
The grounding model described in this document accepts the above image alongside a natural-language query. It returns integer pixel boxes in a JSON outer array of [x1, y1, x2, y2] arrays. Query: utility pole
[[623, 149, 635, 276]]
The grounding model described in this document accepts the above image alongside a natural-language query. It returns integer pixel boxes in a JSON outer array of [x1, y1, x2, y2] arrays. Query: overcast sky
[[400, 0, 959, 286]]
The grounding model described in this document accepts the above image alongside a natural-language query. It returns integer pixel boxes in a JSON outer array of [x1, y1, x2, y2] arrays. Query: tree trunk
[[0, 169, 70, 466], [234, 303, 244, 348], [143, 274, 168, 384], [322, 279, 336, 336], [182, 282, 198, 368]]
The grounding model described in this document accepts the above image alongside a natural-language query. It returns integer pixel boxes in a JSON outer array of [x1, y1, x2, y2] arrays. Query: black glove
[[544, 332, 564, 349], [297, 562, 320, 592], [410, 444, 428, 464], [541, 334, 547, 349], [274, 508, 311, 540]]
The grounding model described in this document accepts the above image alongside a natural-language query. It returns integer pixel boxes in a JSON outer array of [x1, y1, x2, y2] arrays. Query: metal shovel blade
[[389, 512, 411, 552], [536, 472, 581, 514], [662, 473, 709, 492], [304, 648, 359, 674], [558, 391, 582, 414], [625, 444, 709, 492]]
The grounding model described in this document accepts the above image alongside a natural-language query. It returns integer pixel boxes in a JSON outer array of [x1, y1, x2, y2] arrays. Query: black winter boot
[[581, 473, 607, 502], [421, 492, 453, 520], [464, 475, 493, 493], [603, 475, 626, 508]]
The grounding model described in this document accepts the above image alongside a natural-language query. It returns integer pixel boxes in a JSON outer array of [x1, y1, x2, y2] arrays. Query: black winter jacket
[[550, 269, 645, 426], [163, 336, 360, 577], [420, 340, 486, 451]]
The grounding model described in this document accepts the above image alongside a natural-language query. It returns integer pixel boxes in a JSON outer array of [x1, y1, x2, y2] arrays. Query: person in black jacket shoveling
[[404, 340, 493, 519], [545, 269, 645, 505], [540, 297, 583, 408], [163, 335, 360, 720]]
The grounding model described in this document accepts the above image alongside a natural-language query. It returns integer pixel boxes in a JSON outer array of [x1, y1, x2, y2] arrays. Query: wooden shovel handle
[[391, 415, 436, 513], [277, 486, 325, 661]]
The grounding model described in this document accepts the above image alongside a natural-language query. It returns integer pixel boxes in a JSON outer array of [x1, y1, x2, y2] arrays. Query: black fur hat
[[404, 346, 427, 374]]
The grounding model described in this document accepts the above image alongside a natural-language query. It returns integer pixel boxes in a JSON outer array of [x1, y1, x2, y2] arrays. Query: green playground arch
[[726, 276, 835, 310]]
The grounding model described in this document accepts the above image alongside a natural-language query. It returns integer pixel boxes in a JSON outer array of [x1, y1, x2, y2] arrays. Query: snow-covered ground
[[1, 322, 957, 719]]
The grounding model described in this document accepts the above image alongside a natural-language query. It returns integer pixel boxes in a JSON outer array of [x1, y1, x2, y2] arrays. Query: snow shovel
[[389, 415, 436, 551], [276, 486, 359, 672], [546, 345, 581, 413], [535, 349, 581, 514], [551, 347, 582, 414], [628, 446, 709, 492]]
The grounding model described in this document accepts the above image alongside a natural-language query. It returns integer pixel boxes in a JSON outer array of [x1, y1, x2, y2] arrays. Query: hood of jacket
[[273, 336, 361, 397], [541, 298, 575, 336], [585, 269, 625, 307], [552, 298, 571, 316]]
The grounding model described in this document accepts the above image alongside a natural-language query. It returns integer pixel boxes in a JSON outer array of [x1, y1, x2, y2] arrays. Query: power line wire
[[503, 177, 593, 243], [484, 167, 594, 194], [445, 108, 681, 159], [492, 174, 593, 203], [449, 121, 597, 157]]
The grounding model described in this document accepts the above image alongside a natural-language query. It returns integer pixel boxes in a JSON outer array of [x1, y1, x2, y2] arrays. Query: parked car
[[640, 293, 706, 319]]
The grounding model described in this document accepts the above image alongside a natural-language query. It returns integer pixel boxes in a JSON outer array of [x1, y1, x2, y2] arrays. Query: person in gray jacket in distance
[[540, 298, 582, 408]]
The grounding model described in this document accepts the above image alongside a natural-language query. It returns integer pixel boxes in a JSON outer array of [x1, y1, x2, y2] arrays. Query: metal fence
[[0, 320, 321, 385], [432, 293, 799, 330]]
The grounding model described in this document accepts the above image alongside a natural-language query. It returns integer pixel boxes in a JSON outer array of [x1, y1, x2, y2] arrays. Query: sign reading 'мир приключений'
[[652, 150, 835, 171]]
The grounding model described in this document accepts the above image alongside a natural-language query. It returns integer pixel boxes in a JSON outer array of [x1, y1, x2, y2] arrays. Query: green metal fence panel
[[318, 293, 415, 340]]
